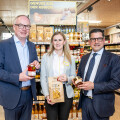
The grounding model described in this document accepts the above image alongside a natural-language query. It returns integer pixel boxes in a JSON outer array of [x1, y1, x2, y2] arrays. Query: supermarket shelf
[[33, 42, 50, 45], [33, 100, 45, 105], [104, 42, 120, 46], [33, 41, 84, 45], [105, 49, 120, 52], [36, 79, 40, 82]]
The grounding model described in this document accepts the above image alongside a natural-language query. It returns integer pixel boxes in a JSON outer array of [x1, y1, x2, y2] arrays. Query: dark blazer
[[77, 50, 120, 118], [0, 37, 38, 109]]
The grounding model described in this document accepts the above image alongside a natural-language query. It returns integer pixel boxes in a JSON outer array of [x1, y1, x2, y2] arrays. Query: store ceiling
[[0, 0, 120, 28]]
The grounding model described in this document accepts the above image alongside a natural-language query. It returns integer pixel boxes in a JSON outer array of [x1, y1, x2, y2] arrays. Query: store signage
[[29, 0, 76, 25]]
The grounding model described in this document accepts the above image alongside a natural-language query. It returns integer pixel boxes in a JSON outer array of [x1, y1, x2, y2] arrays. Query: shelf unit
[[31, 25, 84, 120]]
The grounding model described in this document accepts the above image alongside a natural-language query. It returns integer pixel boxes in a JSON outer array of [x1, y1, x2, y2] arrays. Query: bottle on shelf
[[42, 105, 47, 119], [69, 107, 73, 119], [34, 103, 39, 119], [72, 102, 77, 119], [74, 87, 79, 101], [35, 69, 40, 82], [39, 104, 43, 120], [77, 108, 82, 120], [31, 104, 35, 119]]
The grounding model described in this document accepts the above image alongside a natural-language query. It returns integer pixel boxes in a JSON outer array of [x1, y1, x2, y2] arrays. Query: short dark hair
[[89, 29, 104, 38]]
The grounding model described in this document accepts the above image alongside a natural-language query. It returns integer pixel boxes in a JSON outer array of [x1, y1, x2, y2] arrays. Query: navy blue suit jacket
[[77, 50, 120, 117], [0, 37, 38, 109]]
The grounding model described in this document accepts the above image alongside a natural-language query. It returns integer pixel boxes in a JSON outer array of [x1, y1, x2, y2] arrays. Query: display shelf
[[33, 41, 82, 45], [33, 101, 45, 105], [35, 79, 40, 82], [33, 42, 50, 45], [105, 49, 120, 52], [104, 42, 120, 46]]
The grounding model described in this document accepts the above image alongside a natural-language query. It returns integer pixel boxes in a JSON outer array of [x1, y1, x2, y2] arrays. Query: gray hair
[[13, 15, 30, 25]]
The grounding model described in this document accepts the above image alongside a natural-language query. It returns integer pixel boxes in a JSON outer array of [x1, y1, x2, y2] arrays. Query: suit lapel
[[81, 53, 90, 78], [9, 38, 22, 73], [94, 50, 108, 82]]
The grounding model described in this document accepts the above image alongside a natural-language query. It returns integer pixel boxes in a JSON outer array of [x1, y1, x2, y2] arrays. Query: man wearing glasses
[[75, 29, 120, 120], [0, 15, 40, 120]]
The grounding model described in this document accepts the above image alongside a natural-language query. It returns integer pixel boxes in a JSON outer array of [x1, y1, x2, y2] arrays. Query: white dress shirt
[[53, 51, 64, 77], [14, 35, 31, 87], [83, 48, 104, 97]]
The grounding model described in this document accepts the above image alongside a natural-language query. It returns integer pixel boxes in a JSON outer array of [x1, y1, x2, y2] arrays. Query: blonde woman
[[40, 31, 76, 120]]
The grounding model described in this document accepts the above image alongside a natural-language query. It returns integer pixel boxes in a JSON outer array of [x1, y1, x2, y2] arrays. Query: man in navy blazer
[[0, 15, 40, 120], [75, 29, 120, 120]]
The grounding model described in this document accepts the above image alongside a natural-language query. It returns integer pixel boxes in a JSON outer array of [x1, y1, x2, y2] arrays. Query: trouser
[[4, 88, 33, 120], [82, 94, 109, 120], [45, 84, 73, 120]]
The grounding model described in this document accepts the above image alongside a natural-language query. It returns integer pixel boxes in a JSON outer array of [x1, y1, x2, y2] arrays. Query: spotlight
[[116, 25, 120, 29], [87, 6, 93, 12]]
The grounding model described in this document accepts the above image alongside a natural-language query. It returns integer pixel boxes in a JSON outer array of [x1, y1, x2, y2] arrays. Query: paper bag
[[48, 77, 64, 103]]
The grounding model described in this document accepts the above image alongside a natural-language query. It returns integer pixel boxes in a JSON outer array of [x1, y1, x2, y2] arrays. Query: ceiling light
[[78, 20, 101, 24]]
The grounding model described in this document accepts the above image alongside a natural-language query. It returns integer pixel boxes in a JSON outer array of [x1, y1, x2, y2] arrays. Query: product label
[[28, 71, 36, 77], [39, 114, 42, 120], [73, 113, 76, 118], [42, 113, 47, 118]]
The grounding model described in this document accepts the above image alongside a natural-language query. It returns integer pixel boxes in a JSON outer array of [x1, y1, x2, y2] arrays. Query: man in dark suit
[[0, 15, 40, 120], [74, 29, 120, 120]]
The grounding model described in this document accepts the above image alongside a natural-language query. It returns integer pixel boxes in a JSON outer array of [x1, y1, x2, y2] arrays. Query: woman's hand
[[57, 74, 68, 82], [46, 95, 55, 105]]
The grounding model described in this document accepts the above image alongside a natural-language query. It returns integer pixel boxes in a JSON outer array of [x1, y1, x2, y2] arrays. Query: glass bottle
[[34, 104, 38, 119], [42, 105, 47, 119], [39, 104, 43, 120], [73, 103, 77, 119]]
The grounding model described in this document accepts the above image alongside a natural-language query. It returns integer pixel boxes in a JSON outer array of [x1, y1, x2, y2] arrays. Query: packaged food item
[[28, 64, 36, 77], [73, 76, 82, 85], [44, 27, 53, 42], [48, 77, 64, 103], [37, 26, 43, 42], [29, 25, 36, 42]]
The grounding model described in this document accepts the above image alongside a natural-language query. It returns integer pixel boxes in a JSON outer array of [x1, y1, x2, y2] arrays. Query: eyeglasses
[[90, 37, 104, 42], [15, 24, 31, 30]]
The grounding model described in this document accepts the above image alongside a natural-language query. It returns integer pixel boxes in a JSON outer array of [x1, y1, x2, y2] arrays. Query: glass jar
[[28, 64, 36, 77]]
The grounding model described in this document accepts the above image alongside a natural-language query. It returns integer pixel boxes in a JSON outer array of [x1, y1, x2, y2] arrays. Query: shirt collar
[[14, 35, 28, 44], [53, 51, 64, 57], [91, 48, 104, 55]]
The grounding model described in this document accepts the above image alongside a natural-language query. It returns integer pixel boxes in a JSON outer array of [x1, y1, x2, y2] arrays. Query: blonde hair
[[48, 31, 72, 63]]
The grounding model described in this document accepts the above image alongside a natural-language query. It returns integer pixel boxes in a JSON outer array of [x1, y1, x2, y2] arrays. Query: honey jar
[[28, 64, 36, 77]]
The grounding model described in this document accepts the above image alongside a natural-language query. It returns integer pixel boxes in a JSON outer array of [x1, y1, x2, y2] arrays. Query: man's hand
[[19, 69, 34, 81], [30, 60, 40, 69], [77, 81, 94, 90]]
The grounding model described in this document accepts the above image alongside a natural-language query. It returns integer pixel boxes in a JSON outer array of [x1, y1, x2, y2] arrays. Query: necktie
[[84, 53, 97, 95]]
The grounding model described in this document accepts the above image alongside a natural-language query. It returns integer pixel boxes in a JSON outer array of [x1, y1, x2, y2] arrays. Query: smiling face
[[13, 16, 30, 40], [89, 32, 105, 52], [52, 34, 66, 52]]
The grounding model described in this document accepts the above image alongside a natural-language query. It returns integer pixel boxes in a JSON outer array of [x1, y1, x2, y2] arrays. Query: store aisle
[[0, 94, 120, 120]]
